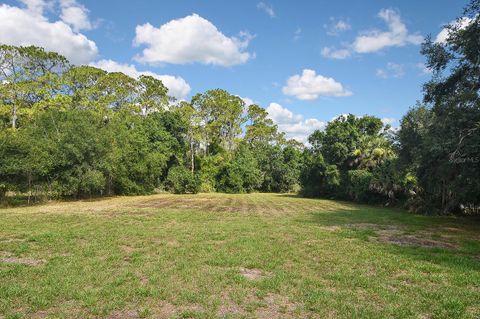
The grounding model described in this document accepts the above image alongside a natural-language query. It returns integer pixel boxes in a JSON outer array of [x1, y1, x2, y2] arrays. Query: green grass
[[0, 193, 479, 318]]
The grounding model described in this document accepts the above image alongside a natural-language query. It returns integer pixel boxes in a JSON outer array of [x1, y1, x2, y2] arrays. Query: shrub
[[347, 170, 373, 202], [216, 144, 261, 193], [166, 166, 200, 194]]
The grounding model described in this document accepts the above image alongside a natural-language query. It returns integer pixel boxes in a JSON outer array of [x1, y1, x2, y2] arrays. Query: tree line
[[0, 45, 304, 202], [0, 0, 478, 214]]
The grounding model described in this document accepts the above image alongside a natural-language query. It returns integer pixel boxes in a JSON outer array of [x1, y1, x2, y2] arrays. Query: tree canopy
[[0, 0, 478, 215]]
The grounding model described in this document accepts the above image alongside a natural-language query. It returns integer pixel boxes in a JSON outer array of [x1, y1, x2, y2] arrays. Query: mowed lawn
[[0, 194, 479, 319]]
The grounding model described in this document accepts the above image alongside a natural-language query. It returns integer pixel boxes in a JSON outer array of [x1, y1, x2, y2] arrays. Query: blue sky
[[0, 0, 468, 142]]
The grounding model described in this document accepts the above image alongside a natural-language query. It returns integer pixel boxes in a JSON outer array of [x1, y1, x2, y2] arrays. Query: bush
[[216, 144, 261, 193], [79, 169, 106, 196], [197, 154, 224, 192], [166, 166, 200, 194], [216, 163, 245, 193], [347, 170, 373, 202]]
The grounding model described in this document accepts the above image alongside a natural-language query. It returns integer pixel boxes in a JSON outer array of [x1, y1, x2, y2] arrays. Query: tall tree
[[406, 0, 480, 213], [245, 104, 278, 145], [0, 45, 69, 128], [191, 89, 245, 154]]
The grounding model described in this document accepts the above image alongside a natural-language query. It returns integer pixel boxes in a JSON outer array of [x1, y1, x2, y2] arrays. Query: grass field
[[0, 193, 479, 319]]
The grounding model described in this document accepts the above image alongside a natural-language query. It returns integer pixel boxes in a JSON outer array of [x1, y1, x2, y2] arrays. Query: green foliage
[[197, 154, 224, 192], [166, 166, 200, 194], [191, 89, 245, 152], [257, 144, 303, 193], [347, 170, 373, 202], [301, 114, 395, 203], [216, 144, 262, 193], [398, 0, 480, 214], [0, 45, 306, 200], [2, 0, 479, 219]]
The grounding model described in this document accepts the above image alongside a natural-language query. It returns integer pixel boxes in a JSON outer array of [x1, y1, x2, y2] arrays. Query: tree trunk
[[190, 140, 195, 174], [12, 105, 17, 129], [27, 172, 31, 205], [107, 174, 113, 196]]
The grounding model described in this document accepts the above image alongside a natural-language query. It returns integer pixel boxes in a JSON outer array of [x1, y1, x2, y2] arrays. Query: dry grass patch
[[379, 235, 458, 249], [108, 310, 140, 319], [217, 290, 303, 319], [0, 252, 46, 266], [239, 267, 271, 280], [255, 293, 300, 319]]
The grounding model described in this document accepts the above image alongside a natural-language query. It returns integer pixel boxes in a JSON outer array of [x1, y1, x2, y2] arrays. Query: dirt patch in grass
[[345, 223, 400, 231], [255, 294, 300, 319], [217, 293, 247, 317], [166, 240, 180, 247], [120, 245, 136, 254], [239, 267, 271, 280], [0, 255, 46, 266], [0, 236, 27, 243], [380, 235, 458, 249], [108, 310, 140, 319], [30, 310, 50, 319], [138, 273, 149, 285], [148, 302, 203, 318], [318, 225, 341, 231], [356, 225, 460, 249], [153, 302, 177, 318], [218, 291, 302, 319]]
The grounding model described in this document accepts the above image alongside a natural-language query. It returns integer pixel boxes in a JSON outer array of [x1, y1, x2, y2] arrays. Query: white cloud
[[415, 63, 432, 75], [266, 102, 303, 124], [330, 114, 351, 122], [133, 14, 254, 66], [435, 17, 473, 43], [282, 69, 352, 101], [240, 97, 255, 107], [59, 0, 94, 32], [381, 117, 396, 125], [90, 59, 191, 99], [293, 27, 302, 41], [325, 18, 351, 36], [19, 0, 52, 15], [353, 9, 423, 53], [321, 47, 351, 59], [266, 103, 325, 143], [257, 2, 275, 18], [376, 62, 404, 78], [0, 2, 97, 64]]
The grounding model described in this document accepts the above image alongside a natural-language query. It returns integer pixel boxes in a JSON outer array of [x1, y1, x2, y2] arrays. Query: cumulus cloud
[[59, 0, 94, 32], [325, 18, 351, 36], [90, 59, 191, 100], [266, 103, 303, 123], [352, 9, 423, 53], [19, 0, 52, 15], [282, 69, 352, 101], [133, 14, 254, 66], [0, 2, 97, 64], [266, 103, 325, 143], [257, 2, 275, 17], [321, 47, 351, 59], [240, 97, 255, 107], [376, 62, 405, 78], [435, 17, 473, 43]]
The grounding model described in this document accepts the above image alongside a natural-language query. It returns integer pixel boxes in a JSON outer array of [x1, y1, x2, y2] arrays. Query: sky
[[0, 0, 469, 142]]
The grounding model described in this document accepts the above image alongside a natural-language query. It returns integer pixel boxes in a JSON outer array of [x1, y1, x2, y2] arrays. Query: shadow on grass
[[300, 209, 480, 272]]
